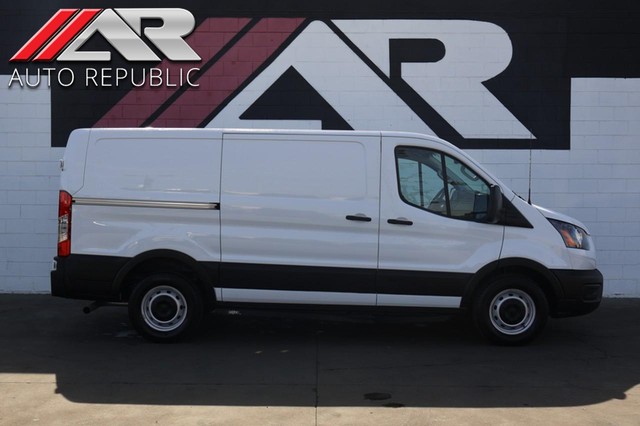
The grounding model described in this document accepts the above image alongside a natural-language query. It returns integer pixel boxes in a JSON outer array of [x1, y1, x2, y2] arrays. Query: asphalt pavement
[[0, 295, 639, 425]]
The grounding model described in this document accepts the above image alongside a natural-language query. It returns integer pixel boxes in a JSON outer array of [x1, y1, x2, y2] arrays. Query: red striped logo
[[11, 9, 81, 61], [10, 8, 200, 62]]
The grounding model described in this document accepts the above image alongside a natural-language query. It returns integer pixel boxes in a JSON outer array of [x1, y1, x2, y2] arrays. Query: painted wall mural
[[2, 2, 639, 149], [2, 1, 640, 296]]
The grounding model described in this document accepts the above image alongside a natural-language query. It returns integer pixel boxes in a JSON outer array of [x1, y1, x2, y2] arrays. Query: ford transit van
[[51, 128, 603, 344]]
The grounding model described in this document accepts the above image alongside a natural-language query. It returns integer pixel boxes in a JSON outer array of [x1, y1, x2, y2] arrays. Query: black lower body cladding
[[52, 253, 603, 319], [51, 255, 128, 301], [551, 268, 603, 317], [51, 254, 471, 301]]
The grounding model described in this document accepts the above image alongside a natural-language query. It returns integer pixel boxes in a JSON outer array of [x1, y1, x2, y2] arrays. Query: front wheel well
[[463, 265, 558, 313]]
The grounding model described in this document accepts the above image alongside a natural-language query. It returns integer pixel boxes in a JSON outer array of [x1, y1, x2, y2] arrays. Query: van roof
[[69, 127, 513, 200], [76, 127, 453, 146]]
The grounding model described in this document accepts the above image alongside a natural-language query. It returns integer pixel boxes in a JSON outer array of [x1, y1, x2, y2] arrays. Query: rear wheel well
[[119, 257, 215, 309], [464, 266, 557, 313]]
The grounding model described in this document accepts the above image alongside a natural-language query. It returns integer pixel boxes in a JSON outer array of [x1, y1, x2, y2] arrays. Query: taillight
[[58, 190, 72, 257]]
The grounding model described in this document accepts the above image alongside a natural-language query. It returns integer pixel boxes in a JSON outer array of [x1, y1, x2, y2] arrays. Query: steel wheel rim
[[489, 289, 536, 336], [141, 285, 187, 332]]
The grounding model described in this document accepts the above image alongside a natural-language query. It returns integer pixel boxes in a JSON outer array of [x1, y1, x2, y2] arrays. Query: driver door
[[377, 136, 505, 307]]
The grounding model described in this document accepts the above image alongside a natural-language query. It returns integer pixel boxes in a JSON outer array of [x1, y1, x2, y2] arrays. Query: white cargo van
[[51, 128, 602, 344]]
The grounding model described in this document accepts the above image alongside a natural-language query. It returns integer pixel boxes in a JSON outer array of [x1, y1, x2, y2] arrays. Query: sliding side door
[[219, 132, 381, 305]]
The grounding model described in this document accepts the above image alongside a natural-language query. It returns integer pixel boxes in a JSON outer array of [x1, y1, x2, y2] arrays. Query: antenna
[[527, 129, 533, 205]]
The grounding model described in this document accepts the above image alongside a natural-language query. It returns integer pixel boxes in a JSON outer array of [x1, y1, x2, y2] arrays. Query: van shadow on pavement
[[0, 295, 638, 408]]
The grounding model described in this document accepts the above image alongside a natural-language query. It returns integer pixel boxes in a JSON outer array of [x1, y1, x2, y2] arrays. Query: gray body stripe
[[73, 198, 219, 210]]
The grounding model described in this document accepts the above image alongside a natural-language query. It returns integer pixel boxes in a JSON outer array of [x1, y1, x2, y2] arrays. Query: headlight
[[548, 219, 590, 250]]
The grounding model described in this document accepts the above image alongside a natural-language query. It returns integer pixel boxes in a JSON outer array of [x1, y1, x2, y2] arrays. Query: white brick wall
[[0, 75, 62, 293], [0, 75, 638, 296], [469, 78, 640, 297]]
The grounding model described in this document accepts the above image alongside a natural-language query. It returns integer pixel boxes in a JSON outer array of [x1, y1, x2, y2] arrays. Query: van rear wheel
[[128, 273, 203, 342], [473, 275, 549, 345]]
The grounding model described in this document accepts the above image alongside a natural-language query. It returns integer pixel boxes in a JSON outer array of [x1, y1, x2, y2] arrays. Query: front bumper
[[550, 268, 603, 317]]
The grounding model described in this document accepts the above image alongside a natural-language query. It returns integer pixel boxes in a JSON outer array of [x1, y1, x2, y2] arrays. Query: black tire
[[473, 274, 549, 345], [128, 273, 203, 343]]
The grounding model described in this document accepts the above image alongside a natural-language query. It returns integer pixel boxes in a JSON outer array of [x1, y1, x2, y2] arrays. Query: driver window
[[443, 155, 490, 220], [396, 147, 448, 215], [395, 146, 491, 221]]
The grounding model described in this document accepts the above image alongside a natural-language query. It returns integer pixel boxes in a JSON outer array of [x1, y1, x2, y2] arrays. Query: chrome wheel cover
[[141, 285, 187, 332], [489, 289, 536, 336]]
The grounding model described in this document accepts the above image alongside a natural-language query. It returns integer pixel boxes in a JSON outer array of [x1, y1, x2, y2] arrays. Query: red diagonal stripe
[[34, 9, 101, 62], [94, 18, 252, 128], [10, 9, 78, 62], [151, 18, 305, 128]]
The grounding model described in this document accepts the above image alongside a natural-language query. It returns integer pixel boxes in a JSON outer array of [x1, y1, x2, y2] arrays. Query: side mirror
[[487, 185, 503, 224]]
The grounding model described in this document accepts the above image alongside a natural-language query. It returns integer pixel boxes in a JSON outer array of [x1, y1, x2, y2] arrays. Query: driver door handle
[[387, 218, 413, 226]]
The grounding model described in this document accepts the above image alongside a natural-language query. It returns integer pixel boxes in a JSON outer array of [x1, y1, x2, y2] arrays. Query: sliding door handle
[[387, 218, 413, 226], [346, 214, 372, 222]]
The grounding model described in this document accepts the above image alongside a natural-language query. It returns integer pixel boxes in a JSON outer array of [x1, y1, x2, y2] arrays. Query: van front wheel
[[128, 274, 203, 342], [473, 275, 549, 345]]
